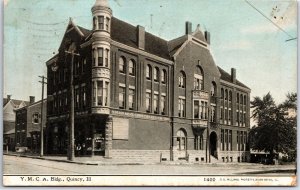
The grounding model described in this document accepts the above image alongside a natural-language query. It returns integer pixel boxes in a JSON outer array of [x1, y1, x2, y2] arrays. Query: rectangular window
[[93, 17, 96, 30], [237, 131, 240, 151], [97, 81, 103, 106], [229, 130, 232, 151], [76, 89, 80, 108], [240, 131, 244, 151], [119, 86, 125, 109], [64, 68, 67, 82], [154, 69, 158, 82], [106, 17, 110, 31], [98, 48, 103, 66], [82, 87, 86, 107], [146, 92, 151, 112], [236, 111, 239, 124], [161, 96, 166, 115], [82, 58, 86, 73], [93, 82, 97, 106], [32, 113, 39, 124], [244, 132, 247, 151], [93, 49, 97, 66], [225, 130, 228, 151], [200, 101, 204, 119], [178, 98, 186, 117], [98, 16, 104, 30], [153, 94, 158, 114], [204, 102, 208, 119], [211, 105, 216, 122], [129, 89, 135, 110], [105, 49, 109, 67], [220, 107, 223, 120], [104, 82, 109, 106], [194, 100, 199, 118], [221, 129, 224, 151]]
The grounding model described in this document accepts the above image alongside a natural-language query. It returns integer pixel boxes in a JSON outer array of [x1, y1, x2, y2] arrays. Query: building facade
[[15, 99, 47, 153], [3, 95, 32, 151], [45, 0, 251, 162]]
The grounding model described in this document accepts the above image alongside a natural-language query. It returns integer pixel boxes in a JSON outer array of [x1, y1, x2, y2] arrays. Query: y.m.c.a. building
[[45, 0, 251, 163]]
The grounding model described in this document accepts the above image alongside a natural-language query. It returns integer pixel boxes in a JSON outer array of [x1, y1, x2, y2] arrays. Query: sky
[[3, 0, 297, 106]]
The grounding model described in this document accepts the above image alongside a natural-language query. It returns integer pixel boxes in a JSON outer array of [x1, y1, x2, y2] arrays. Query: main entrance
[[210, 131, 217, 158]]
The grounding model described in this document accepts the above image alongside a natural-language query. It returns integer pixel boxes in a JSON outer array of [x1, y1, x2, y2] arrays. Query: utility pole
[[65, 42, 79, 161], [38, 76, 47, 157]]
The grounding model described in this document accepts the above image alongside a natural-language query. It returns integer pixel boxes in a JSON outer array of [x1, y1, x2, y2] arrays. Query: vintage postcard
[[2, 0, 297, 186]]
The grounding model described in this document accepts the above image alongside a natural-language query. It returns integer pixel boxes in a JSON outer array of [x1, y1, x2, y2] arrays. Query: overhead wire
[[244, 0, 295, 39]]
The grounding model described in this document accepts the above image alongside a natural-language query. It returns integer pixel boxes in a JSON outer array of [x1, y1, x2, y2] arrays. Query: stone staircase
[[210, 155, 221, 163]]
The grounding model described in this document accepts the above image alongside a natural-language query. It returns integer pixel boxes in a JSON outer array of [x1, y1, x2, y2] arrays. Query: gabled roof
[[4, 128, 15, 135], [191, 26, 207, 42], [111, 17, 171, 60], [168, 35, 188, 56], [3, 98, 29, 108], [217, 66, 250, 89], [58, 17, 249, 90]]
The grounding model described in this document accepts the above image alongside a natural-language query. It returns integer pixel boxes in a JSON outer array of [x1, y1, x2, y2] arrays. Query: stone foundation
[[218, 151, 250, 162], [110, 149, 170, 163]]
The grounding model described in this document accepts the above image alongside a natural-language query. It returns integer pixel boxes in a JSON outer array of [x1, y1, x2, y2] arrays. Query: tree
[[249, 92, 297, 161]]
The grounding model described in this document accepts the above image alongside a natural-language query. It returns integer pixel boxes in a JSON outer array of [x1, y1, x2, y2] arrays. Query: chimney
[[137, 25, 145, 50], [231, 68, 236, 84], [205, 31, 210, 44], [29, 96, 35, 104], [185, 21, 192, 34], [7, 95, 11, 101]]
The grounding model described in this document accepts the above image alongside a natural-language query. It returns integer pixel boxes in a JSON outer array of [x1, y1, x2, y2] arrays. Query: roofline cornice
[[220, 79, 251, 93]]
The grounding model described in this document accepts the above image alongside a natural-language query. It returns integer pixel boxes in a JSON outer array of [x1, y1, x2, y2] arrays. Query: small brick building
[[15, 99, 47, 153], [45, 0, 251, 162]]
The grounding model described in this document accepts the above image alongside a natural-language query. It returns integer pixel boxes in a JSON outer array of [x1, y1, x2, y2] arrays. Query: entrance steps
[[209, 155, 222, 163]]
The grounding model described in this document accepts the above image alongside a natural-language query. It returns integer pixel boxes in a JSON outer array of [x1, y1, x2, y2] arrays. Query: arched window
[[179, 71, 186, 88], [244, 95, 246, 105], [176, 129, 186, 151], [237, 93, 239, 103], [225, 89, 228, 101], [128, 60, 135, 76], [146, 64, 152, 80], [161, 69, 167, 83], [211, 82, 216, 96], [154, 67, 159, 82], [194, 66, 204, 90], [119, 57, 125, 73], [229, 91, 232, 102]]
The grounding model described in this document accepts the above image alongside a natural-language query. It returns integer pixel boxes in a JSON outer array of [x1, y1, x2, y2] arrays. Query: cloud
[[217, 40, 253, 51]]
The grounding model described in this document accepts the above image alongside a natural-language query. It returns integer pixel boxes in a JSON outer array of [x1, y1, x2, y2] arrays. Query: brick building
[[15, 99, 47, 153], [45, 0, 251, 162], [3, 95, 31, 151]]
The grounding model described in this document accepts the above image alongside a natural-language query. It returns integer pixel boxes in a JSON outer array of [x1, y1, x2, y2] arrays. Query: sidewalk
[[3, 151, 156, 165], [3, 151, 297, 172]]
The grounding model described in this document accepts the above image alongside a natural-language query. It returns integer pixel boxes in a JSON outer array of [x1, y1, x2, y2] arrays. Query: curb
[[4, 153, 98, 166]]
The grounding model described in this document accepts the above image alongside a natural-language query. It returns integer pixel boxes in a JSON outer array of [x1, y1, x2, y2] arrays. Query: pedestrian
[[76, 144, 82, 156]]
